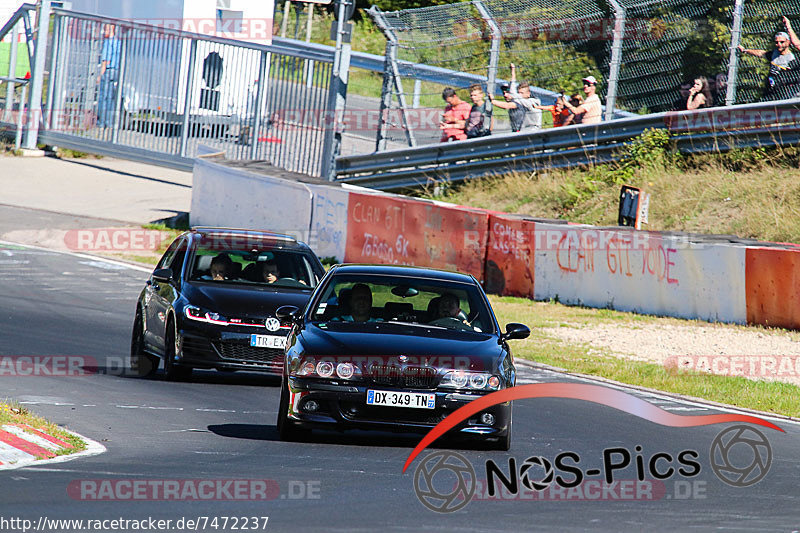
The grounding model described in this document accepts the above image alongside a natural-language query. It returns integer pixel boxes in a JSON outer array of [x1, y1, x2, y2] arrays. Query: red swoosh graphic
[[402, 383, 784, 473]]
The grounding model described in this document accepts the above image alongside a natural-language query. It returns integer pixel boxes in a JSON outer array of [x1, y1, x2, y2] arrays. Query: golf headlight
[[440, 370, 500, 390]]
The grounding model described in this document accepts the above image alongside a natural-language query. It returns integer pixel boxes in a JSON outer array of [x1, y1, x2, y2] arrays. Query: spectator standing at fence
[[439, 88, 471, 142], [96, 24, 121, 129], [561, 76, 602, 124], [489, 64, 542, 132], [738, 32, 798, 99], [561, 94, 584, 126], [686, 77, 712, 110], [465, 84, 493, 138], [536, 97, 570, 128]]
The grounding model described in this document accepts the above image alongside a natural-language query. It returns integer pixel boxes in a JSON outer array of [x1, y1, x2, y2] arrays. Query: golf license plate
[[366, 390, 435, 409], [250, 334, 286, 349]]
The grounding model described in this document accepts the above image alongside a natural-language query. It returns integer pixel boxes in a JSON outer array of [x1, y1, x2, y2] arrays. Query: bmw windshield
[[308, 274, 496, 334]]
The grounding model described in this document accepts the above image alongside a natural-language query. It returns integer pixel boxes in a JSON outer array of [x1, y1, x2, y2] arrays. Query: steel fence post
[[179, 39, 197, 158], [250, 50, 268, 159], [16, 83, 27, 150], [474, 0, 500, 98], [24, 0, 52, 150], [605, 0, 626, 121], [726, 0, 745, 106], [369, 6, 416, 149], [4, 21, 19, 124], [110, 29, 127, 144], [44, 13, 61, 130], [322, 0, 352, 180]]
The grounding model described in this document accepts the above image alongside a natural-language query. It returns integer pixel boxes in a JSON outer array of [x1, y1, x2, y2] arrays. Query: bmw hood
[[297, 323, 505, 373], [184, 282, 311, 318]]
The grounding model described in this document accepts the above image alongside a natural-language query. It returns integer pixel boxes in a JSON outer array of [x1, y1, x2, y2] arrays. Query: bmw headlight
[[440, 370, 500, 391], [293, 358, 361, 380]]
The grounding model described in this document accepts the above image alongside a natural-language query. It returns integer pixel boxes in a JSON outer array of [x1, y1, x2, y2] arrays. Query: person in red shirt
[[439, 87, 471, 142]]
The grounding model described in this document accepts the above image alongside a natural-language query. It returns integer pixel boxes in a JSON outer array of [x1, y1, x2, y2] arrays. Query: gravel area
[[541, 323, 800, 385]]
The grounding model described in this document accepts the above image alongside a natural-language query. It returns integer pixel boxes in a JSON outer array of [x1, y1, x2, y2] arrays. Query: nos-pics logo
[[413, 424, 773, 514]]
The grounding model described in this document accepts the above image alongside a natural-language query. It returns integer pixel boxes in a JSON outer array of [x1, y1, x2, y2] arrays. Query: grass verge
[[490, 295, 800, 418], [0, 402, 86, 456]]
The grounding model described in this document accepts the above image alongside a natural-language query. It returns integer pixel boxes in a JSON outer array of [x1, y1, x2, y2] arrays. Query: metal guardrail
[[335, 99, 800, 191]]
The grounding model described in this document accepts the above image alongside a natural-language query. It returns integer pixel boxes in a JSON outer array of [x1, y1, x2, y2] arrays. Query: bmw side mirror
[[153, 268, 173, 283], [502, 323, 530, 342], [276, 305, 300, 325]]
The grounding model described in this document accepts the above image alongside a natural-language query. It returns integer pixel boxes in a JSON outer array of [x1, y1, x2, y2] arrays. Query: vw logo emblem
[[265, 317, 281, 332], [398, 355, 408, 363]]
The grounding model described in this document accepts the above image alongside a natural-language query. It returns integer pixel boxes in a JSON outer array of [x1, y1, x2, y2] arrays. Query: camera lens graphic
[[413, 451, 476, 513], [710, 425, 772, 487]]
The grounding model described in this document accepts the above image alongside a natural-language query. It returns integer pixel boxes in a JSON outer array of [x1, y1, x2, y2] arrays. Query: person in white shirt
[[489, 64, 542, 131], [561, 75, 602, 125]]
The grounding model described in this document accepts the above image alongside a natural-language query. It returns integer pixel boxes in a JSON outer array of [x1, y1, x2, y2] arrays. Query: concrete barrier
[[191, 158, 313, 242], [533, 223, 747, 323], [343, 192, 489, 281]]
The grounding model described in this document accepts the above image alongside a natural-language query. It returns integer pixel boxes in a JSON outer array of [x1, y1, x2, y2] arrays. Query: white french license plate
[[366, 390, 435, 409], [249, 334, 287, 349]]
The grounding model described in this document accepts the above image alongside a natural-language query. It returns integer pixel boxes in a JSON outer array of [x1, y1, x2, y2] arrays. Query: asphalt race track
[[1, 241, 800, 532]]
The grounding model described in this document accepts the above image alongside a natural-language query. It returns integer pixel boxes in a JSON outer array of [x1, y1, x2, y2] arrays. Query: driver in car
[[208, 253, 233, 281], [430, 292, 474, 330], [336, 283, 382, 322], [261, 261, 280, 283]]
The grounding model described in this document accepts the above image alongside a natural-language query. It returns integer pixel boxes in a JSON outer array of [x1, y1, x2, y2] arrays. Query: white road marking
[[0, 239, 152, 273], [195, 408, 236, 413], [116, 405, 184, 411], [79, 261, 128, 271]]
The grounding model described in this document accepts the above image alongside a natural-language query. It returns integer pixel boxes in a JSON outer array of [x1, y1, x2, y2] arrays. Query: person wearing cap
[[489, 64, 542, 132], [561, 76, 602, 125], [738, 30, 798, 99]]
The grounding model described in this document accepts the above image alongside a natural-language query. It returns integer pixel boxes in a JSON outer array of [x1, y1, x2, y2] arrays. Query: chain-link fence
[[370, 0, 800, 148]]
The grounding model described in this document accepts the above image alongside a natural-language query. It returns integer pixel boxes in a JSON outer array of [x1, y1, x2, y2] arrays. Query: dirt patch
[[541, 323, 800, 385]]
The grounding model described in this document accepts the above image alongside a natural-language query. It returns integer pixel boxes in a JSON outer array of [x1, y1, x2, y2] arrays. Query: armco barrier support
[[745, 247, 800, 330], [306, 183, 350, 263], [343, 192, 489, 281], [192, 158, 313, 242], [532, 223, 748, 323]]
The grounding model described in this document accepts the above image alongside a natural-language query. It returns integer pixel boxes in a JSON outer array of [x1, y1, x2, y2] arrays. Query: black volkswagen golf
[[130, 228, 326, 380], [275, 264, 530, 449]]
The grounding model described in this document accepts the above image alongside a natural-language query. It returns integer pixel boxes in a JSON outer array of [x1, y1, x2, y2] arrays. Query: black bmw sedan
[[130, 228, 325, 380], [275, 264, 530, 449]]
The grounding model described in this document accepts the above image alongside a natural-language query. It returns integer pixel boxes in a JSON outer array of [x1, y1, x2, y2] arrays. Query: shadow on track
[[207, 423, 474, 450]]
